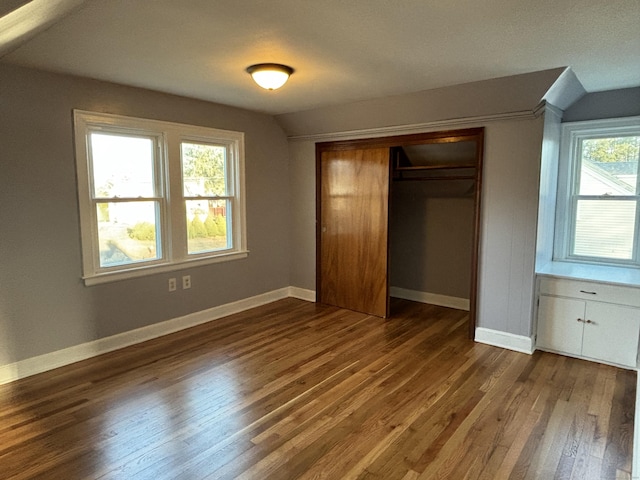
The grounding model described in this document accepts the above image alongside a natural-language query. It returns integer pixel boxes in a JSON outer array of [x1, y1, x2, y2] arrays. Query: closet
[[316, 128, 484, 336]]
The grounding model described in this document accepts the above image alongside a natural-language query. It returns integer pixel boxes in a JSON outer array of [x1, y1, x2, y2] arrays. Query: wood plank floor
[[0, 298, 635, 479]]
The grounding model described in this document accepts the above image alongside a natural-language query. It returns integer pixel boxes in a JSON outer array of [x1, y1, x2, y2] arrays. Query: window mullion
[[635, 144, 640, 263], [166, 132, 186, 261], [573, 195, 634, 201], [566, 140, 580, 260], [634, 195, 640, 263], [183, 196, 233, 201], [153, 134, 168, 264], [93, 196, 164, 202]]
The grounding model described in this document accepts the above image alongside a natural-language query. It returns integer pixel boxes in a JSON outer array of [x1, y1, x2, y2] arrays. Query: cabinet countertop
[[536, 262, 640, 289]]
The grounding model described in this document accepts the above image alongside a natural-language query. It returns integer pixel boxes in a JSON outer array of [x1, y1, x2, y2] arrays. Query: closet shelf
[[393, 163, 477, 181], [394, 164, 476, 171], [393, 175, 476, 182]]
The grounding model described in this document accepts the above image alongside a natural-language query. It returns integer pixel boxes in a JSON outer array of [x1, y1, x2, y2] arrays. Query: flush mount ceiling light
[[246, 63, 294, 90]]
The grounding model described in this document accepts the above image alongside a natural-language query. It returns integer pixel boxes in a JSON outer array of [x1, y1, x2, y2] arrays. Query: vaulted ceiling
[[1, 0, 639, 115]]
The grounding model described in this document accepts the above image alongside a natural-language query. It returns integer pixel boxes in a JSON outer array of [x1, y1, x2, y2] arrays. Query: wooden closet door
[[318, 148, 390, 317]]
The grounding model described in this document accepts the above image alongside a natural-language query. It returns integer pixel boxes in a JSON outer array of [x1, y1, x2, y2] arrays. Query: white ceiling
[[1, 0, 639, 115]]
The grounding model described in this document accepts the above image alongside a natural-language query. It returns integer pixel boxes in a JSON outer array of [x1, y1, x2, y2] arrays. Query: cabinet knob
[[579, 290, 597, 295], [577, 318, 584, 323], [585, 319, 596, 325]]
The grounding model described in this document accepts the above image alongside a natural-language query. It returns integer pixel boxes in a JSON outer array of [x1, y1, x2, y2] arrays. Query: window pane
[[97, 201, 161, 267], [181, 142, 227, 196], [573, 199, 636, 259], [90, 133, 156, 198], [186, 199, 230, 254], [578, 136, 639, 196]]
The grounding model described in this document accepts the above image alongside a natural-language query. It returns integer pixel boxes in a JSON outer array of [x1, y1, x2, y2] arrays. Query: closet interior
[[317, 128, 484, 336]]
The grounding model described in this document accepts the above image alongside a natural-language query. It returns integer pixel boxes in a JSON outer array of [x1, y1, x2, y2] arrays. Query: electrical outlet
[[182, 275, 191, 289], [168, 278, 177, 292]]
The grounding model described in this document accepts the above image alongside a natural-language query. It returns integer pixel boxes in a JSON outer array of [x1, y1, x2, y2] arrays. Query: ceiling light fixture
[[246, 63, 294, 90]]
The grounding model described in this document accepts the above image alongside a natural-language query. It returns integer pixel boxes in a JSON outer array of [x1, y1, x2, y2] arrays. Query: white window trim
[[74, 110, 248, 285], [554, 115, 640, 268]]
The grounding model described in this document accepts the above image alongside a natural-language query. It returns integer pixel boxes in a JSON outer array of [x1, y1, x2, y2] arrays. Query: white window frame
[[74, 110, 247, 285], [554, 116, 640, 268]]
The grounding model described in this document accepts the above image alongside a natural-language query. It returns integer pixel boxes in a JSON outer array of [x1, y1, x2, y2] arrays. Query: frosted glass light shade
[[246, 63, 294, 90]]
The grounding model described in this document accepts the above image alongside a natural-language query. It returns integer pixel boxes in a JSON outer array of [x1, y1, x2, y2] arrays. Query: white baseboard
[[0, 287, 315, 385], [288, 286, 316, 302], [390, 287, 469, 311], [474, 327, 535, 355]]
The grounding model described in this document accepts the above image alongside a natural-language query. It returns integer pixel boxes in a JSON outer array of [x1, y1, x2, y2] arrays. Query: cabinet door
[[318, 148, 391, 317], [581, 302, 640, 367], [537, 295, 585, 356]]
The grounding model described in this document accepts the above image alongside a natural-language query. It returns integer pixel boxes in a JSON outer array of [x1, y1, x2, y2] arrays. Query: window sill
[[83, 250, 249, 286], [536, 261, 640, 288]]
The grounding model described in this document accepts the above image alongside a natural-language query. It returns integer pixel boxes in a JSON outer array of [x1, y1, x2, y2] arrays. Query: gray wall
[[0, 64, 291, 365], [278, 68, 565, 137], [389, 143, 477, 300], [478, 118, 544, 336], [563, 87, 640, 122], [284, 100, 547, 338], [390, 185, 474, 299]]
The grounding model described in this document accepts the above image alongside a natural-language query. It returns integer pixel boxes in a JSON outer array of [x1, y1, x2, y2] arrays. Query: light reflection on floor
[[98, 364, 242, 477]]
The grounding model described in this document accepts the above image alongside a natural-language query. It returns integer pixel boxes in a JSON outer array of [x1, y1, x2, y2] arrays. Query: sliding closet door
[[318, 148, 391, 317]]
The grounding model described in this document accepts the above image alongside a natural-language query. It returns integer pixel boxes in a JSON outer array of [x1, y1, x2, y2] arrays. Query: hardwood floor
[[0, 298, 635, 479]]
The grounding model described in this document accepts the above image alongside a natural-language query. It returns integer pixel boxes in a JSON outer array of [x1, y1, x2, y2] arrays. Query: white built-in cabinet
[[536, 276, 640, 368]]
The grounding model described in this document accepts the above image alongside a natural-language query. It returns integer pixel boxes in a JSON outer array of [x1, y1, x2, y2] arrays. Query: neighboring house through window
[[74, 110, 247, 285], [555, 116, 640, 267]]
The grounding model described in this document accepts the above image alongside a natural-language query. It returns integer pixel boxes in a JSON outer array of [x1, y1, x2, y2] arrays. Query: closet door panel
[[319, 148, 390, 317]]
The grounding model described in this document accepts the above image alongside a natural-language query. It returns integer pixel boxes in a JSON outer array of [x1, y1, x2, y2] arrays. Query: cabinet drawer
[[539, 277, 640, 308]]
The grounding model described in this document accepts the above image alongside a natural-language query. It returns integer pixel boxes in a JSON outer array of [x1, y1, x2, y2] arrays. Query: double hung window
[[555, 117, 640, 267], [74, 111, 247, 284]]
